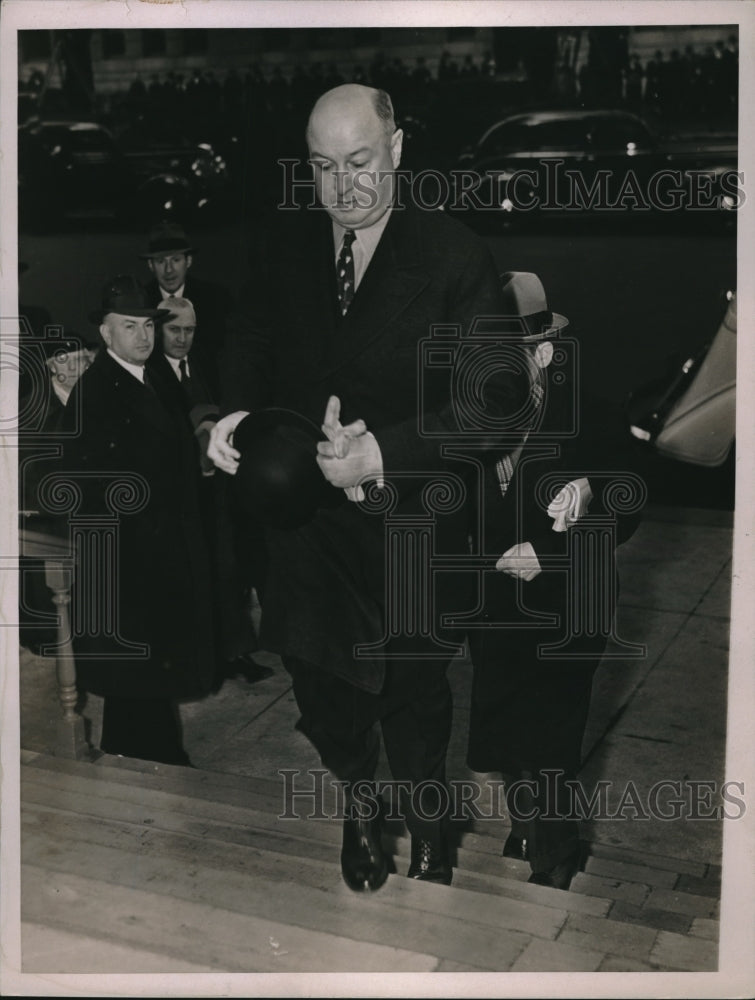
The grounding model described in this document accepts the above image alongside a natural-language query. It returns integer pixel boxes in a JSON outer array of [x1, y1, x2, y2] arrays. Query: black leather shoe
[[340, 812, 390, 892], [502, 832, 529, 861], [527, 847, 581, 891], [407, 837, 453, 885]]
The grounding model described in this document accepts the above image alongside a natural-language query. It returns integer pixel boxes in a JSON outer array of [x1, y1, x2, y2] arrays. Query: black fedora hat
[[89, 274, 167, 324], [233, 408, 342, 529], [139, 220, 195, 259]]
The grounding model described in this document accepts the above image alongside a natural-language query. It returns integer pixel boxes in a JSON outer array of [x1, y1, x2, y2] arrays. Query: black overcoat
[[221, 203, 527, 692], [60, 350, 214, 700], [467, 367, 645, 775]]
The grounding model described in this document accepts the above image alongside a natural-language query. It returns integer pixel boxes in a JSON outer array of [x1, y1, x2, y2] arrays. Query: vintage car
[[627, 290, 736, 468], [18, 119, 137, 228], [448, 109, 739, 229], [18, 118, 232, 231]]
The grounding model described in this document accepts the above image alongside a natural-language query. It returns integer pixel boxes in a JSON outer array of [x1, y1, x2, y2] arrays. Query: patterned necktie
[[495, 370, 546, 496], [336, 230, 356, 315]]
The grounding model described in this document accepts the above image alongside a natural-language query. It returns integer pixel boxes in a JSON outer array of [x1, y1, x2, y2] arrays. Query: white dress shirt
[[165, 354, 190, 381], [159, 284, 185, 300], [107, 349, 146, 383]]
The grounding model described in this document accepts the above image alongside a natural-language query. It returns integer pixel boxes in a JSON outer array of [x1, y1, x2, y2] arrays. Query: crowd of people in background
[[115, 36, 738, 122], [577, 37, 739, 119], [21, 33, 739, 154]]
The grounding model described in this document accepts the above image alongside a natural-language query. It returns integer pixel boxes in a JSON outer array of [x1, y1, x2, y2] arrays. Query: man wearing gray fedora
[[467, 272, 644, 890]]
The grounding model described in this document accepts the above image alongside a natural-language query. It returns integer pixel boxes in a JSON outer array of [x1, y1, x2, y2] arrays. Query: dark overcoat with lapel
[[147, 349, 219, 425], [222, 203, 526, 692], [467, 359, 645, 775], [61, 350, 214, 700], [475, 372, 644, 624]]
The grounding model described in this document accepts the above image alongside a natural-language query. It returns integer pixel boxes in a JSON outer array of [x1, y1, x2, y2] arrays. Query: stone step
[[22, 805, 544, 971], [22, 762, 699, 921], [19, 753, 720, 971], [22, 865, 440, 974], [23, 751, 722, 882]]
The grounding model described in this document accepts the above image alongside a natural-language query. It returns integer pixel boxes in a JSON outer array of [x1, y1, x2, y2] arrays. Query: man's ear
[[99, 323, 112, 349], [534, 341, 554, 369], [147, 259, 156, 275], [390, 128, 403, 169], [185, 254, 193, 272]]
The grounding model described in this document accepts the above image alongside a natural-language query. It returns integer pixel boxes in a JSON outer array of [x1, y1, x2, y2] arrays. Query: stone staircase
[[20, 750, 720, 974]]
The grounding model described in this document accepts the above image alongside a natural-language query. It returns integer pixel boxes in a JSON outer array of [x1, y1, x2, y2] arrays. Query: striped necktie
[[336, 230, 356, 315]]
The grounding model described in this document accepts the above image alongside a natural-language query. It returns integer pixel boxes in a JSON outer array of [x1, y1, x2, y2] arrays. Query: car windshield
[[478, 118, 591, 156], [477, 115, 653, 157]]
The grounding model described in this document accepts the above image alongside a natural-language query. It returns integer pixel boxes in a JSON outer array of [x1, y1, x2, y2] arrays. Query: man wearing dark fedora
[[60, 275, 214, 764], [141, 222, 267, 667], [466, 272, 644, 890], [140, 220, 232, 381]]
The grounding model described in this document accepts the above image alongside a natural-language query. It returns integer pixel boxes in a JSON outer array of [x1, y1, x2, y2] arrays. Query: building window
[[446, 27, 478, 42], [182, 29, 209, 55], [101, 30, 126, 59], [19, 30, 52, 61], [142, 29, 166, 57]]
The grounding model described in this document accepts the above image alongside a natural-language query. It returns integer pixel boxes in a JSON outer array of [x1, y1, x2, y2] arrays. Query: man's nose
[[335, 169, 353, 196]]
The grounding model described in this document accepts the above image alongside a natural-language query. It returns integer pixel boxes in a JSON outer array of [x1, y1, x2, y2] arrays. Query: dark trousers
[[467, 624, 604, 872], [100, 695, 190, 766], [203, 475, 267, 671], [284, 656, 452, 841]]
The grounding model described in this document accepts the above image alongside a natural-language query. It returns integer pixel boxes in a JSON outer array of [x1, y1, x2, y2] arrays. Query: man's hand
[[319, 395, 367, 457], [207, 410, 249, 475], [317, 395, 381, 495], [496, 541, 542, 581]]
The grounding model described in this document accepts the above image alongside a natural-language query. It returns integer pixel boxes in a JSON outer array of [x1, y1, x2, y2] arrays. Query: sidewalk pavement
[[18, 502, 734, 867]]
